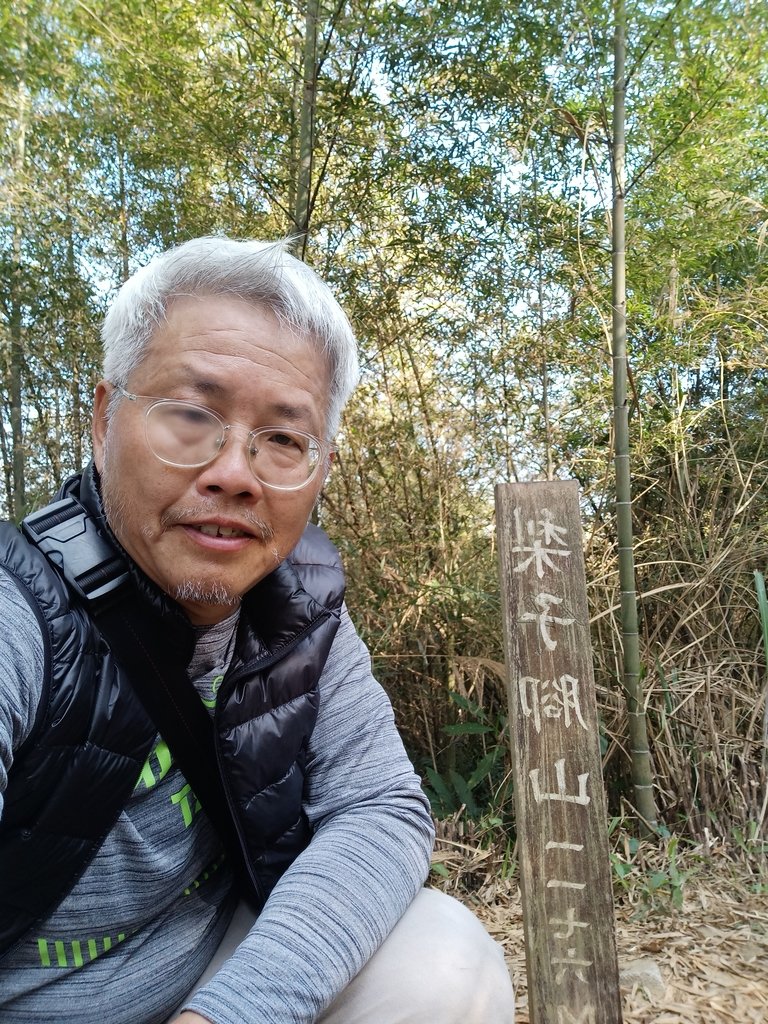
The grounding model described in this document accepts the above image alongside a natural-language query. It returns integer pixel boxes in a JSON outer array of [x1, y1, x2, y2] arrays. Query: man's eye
[[268, 432, 304, 450], [173, 407, 212, 426]]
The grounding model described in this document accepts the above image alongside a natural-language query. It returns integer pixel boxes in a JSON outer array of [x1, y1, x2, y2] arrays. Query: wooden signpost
[[495, 481, 622, 1024]]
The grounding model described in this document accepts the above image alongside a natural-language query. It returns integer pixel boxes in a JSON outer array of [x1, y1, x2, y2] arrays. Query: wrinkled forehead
[[150, 293, 330, 371]]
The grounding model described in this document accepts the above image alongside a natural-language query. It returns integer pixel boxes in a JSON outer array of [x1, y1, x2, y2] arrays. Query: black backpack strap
[[22, 498, 130, 603], [22, 497, 259, 904]]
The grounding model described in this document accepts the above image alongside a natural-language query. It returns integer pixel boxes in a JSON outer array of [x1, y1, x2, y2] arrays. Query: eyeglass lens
[[145, 401, 321, 488]]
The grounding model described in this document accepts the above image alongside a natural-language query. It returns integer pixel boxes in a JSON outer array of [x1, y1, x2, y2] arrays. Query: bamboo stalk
[[292, 0, 319, 256], [612, 0, 657, 830]]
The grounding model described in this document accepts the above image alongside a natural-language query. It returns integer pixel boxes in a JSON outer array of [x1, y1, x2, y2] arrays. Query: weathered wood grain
[[495, 481, 622, 1024]]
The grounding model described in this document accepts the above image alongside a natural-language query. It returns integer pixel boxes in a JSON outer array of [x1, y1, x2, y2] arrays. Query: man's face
[[92, 293, 331, 625]]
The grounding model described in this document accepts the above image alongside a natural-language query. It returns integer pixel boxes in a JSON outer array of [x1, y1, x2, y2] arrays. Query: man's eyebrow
[[176, 373, 317, 427], [269, 402, 315, 425], [177, 373, 224, 398]]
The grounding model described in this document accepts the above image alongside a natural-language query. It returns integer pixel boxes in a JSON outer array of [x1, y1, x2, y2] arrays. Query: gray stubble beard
[[169, 577, 241, 609], [166, 539, 283, 610]]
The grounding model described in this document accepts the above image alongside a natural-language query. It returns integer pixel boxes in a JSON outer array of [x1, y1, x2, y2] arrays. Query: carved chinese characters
[[519, 675, 588, 734], [496, 482, 622, 1024]]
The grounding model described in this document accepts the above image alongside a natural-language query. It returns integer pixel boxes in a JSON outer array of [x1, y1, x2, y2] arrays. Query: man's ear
[[321, 448, 336, 485], [92, 380, 112, 472]]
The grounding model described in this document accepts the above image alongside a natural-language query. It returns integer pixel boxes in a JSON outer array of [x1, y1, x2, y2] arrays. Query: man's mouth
[[193, 524, 251, 539], [162, 505, 274, 542]]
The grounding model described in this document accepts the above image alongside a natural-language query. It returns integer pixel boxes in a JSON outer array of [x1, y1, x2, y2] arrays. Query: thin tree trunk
[[668, 255, 680, 329], [66, 201, 83, 472], [532, 158, 553, 480], [287, 31, 301, 223], [292, 0, 319, 258], [117, 143, 130, 283], [612, 0, 657, 831], [9, 25, 29, 521], [0, 396, 13, 516]]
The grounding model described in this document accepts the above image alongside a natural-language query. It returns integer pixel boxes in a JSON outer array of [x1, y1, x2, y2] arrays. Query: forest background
[[2, 0, 767, 883]]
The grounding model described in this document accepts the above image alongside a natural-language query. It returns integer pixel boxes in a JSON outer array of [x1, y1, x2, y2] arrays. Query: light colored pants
[[170, 887, 515, 1023]]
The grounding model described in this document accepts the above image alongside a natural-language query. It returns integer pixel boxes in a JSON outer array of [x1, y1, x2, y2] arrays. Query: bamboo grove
[[2, 0, 767, 846]]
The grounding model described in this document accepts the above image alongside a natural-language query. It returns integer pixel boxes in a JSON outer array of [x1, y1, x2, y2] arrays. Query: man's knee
[[394, 888, 514, 1020], [320, 887, 515, 1024]]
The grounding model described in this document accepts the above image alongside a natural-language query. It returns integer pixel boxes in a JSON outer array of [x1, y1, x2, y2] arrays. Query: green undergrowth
[[420, 691, 514, 826], [428, 807, 768, 910], [422, 689, 767, 905]]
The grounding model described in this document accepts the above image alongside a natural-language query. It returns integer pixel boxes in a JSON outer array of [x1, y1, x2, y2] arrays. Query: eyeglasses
[[112, 384, 336, 491]]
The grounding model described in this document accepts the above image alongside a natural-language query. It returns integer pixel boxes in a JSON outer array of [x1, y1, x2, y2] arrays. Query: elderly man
[[0, 238, 515, 1024]]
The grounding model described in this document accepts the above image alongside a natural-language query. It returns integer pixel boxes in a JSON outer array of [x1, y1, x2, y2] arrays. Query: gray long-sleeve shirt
[[0, 571, 434, 1024]]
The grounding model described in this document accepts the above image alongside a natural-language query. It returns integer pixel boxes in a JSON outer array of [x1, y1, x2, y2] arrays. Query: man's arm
[[183, 604, 435, 1024], [0, 570, 46, 819]]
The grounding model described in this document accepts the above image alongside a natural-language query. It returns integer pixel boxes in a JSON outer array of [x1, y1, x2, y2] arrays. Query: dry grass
[[586, 443, 768, 840], [433, 826, 768, 1023]]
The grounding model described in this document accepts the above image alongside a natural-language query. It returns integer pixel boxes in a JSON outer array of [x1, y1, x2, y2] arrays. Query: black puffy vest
[[0, 465, 344, 957]]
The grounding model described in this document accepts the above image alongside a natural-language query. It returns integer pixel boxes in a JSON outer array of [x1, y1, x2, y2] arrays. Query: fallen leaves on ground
[[433, 830, 767, 1023]]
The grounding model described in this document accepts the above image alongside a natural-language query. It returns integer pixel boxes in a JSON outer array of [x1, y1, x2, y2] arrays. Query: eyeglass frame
[[110, 383, 338, 491]]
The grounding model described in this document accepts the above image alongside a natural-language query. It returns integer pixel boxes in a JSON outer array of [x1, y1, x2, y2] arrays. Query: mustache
[[159, 504, 275, 541]]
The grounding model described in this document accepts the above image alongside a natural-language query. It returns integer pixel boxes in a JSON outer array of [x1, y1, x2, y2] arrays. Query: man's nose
[[195, 431, 262, 498]]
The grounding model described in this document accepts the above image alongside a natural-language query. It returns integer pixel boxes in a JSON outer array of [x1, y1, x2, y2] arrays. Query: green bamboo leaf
[[448, 692, 486, 722], [467, 749, 500, 789], [424, 767, 455, 813], [442, 722, 491, 736], [449, 770, 479, 817]]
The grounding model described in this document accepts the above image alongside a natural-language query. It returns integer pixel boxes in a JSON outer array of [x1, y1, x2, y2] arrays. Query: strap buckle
[[22, 497, 130, 604]]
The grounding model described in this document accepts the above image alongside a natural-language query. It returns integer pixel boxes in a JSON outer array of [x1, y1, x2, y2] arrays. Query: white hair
[[101, 236, 359, 436]]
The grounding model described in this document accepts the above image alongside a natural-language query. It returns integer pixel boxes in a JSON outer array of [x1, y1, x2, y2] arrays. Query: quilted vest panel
[[0, 466, 345, 956]]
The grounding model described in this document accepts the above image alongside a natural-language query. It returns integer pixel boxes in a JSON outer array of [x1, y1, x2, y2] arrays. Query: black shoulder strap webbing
[[22, 497, 259, 904]]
